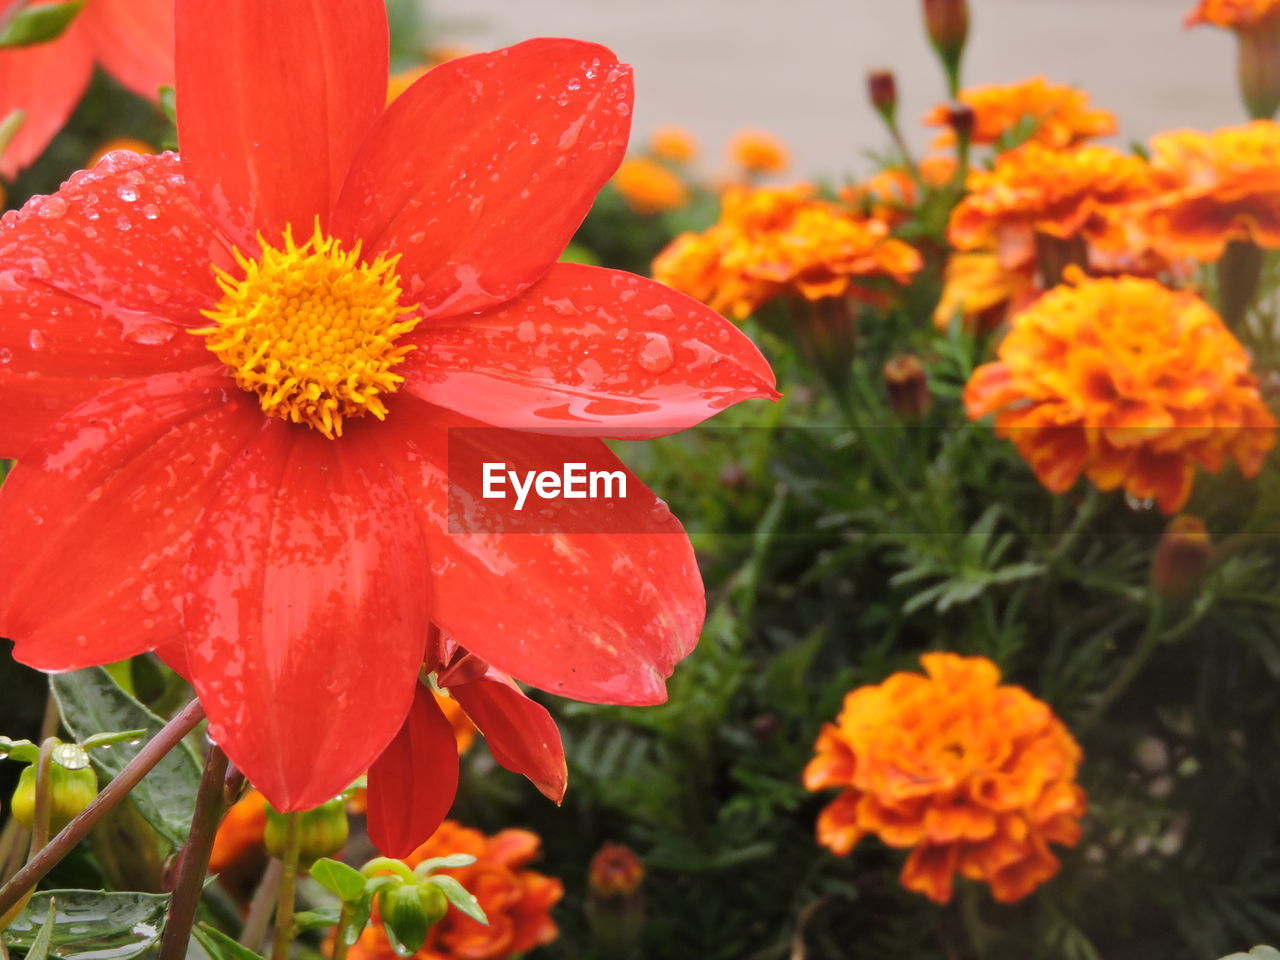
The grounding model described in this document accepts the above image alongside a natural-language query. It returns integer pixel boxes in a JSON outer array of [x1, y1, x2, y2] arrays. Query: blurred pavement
[[425, 0, 1241, 180]]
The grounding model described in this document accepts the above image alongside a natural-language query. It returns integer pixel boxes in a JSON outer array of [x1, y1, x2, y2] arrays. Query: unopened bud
[[867, 70, 899, 123], [587, 843, 645, 954], [1151, 515, 1212, 603], [923, 0, 970, 94], [264, 797, 350, 869], [945, 101, 976, 141], [10, 759, 98, 834], [589, 843, 644, 899], [883, 354, 932, 419], [1238, 15, 1280, 119], [379, 881, 448, 955]]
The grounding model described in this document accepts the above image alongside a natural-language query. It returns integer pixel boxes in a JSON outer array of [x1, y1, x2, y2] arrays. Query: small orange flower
[[1142, 122, 1280, 261], [932, 252, 1036, 333], [965, 275, 1276, 513], [210, 789, 269, 875], [843, 156, 956, 228], [727, 129, 790, 175], [589, 843, 645, 898], [805, 653, 1085, 905], [1186, 0, 1280, 27], [612, 157, 689, 214], [925, 78, 1116, 150], [650, 125, 698, 164], [949, 142, 1155, 270], [653, 184, 922, 319], [347, 820, 563, 960]]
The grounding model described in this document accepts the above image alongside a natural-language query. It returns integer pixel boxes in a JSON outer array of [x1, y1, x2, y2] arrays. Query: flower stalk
[[269, 812, 302, 960]]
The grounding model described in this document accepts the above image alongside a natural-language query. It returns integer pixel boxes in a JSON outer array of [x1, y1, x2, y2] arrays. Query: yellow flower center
[[193, 223, 419, 438]]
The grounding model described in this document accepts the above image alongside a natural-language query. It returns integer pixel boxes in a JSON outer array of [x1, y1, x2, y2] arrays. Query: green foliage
[[2, 890, 168, 960], [0, 1, 84, 49]]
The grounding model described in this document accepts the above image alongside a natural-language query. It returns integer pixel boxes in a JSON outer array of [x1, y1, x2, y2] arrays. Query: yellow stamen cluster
[[193, 223, 419, 438]]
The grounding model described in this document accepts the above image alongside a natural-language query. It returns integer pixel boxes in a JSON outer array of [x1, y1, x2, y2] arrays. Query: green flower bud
[[264, 797, 349, 868], [10, 760, 98, 833], [378, 881, 448, 956]]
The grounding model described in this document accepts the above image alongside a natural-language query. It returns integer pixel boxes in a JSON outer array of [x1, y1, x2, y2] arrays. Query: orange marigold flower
[[653, 184, 922, 319], [949, 142, 1155, 270], [925, 77, 1117, 150], [347, 820, 563, 960], [727, 129, 790, 175], [650, 125, 698, 164], [932, 252, 1036, 333], [804, 653, 1086, 905], [1142, 122, 1280, 261], [612, 157, 689, 215], [843, 156, 956, 228], [965, 275, 1276, 513], [210, 789, 269, 874], [1186, 0, 1280, 27]]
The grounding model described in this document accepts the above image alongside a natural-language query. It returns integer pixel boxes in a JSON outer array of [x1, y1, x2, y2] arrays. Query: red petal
[[0, 372, 260, 669], [175, 0, 388, 247], [0, 151, 230, 322], [450, 670, 567, 802], [366, 684, 461, 858], [0, 23, 93, 178], [84, 0, 174, 101], [380, 399, 704, 705], [331, 39, 632, 316], [400, 263, 777, 438], [183, 420, 432, 811]]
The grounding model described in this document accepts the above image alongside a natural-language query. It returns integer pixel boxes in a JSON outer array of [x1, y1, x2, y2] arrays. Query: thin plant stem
[[29, 739, 56, 855], [0, 699, 205, 922], [38, 693, 59, 744], [330, 902, 352, 960], [240, 859, 283, 950], [156, 744, 229, 960], [269, 813, 302, 960], [1080, 601, 1164, 733]]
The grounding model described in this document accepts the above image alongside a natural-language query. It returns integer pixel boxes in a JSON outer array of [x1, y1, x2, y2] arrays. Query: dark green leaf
[[192, 924, 265, 960], [24, 900, 57, 960], [52, 668, 203, 849], [0, 1, 84, 48], [292, 910, 342, 934], [2, 890, 168, 960]]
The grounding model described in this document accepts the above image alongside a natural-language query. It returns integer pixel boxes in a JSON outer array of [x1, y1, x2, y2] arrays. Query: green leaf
[[0, 736, 39, 764], [2, 890, 168, 960], [51, 667, 203, 849], [292, 909, 342, 933], [312, 858, 367, 903], [426, 875, 488, 926], [411, 854, 476, 877], [24, 900, 57, 960], [0, 1, 85, 48], [343, 890, 375, 947], [192, 924, 265, 960]]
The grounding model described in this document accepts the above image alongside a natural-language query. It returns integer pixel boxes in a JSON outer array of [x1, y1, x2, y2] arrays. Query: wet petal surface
[[85, 0, 175, 102], [0, 23, 94, 179]]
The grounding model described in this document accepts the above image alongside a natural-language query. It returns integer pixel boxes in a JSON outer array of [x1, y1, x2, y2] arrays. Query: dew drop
[[566, 77, 581, 91], [37, 197, 67, 220], [637, 333, 674, 374], [0, 348, 10, 364], [516, 320, 537, 343], [1124, 493, 1155, 511], [115, 216, 133, 232], [650, 498, 672, 523], [27, 329, 45, 351], [142, 203, 160, 220], [116, 185, 139, 202]]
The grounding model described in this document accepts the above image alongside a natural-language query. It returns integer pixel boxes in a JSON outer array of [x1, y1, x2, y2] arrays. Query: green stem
[[269, 813, 302, 960], [1080, 601, 1164, 732], [156, 744, 229, 960], [330, 902, 352, 960], [240, 859, 282, 950], [29, 739, 55, 855], [359, 858, 415, 882], [0, 699, 205, 923]]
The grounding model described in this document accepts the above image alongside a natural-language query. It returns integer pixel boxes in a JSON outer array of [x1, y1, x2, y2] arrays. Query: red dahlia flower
[[0, 0, 174, 178], [0, 0, 776, 848]]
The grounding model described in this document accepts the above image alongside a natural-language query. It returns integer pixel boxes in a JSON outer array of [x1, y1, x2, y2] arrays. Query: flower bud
[[883, 354, 932, 419], [1238, 16, 1280, 119], [867, 70, 899, 124], [923, 0, 970, 94], [378, 881, 449, 956], [10, 759, 98, 833], [1151, 515, 1212, 604], [589, 843, 645, 899], [945, 101, 976, 142], [264, 797, 349, 868]]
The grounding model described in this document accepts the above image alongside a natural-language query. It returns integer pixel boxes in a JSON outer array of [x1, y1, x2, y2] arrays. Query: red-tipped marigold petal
[[0, 372, 260, 668], [184, 421, 431, 811], [175, 0, 388, 246], [0, 23, 94, 179], [84, 0, 175, 101], [400, 263, 777, 438], [331, 39, 632, 316], [378, 398, 704, 706], [366, 684, 461, 858], [450, 670, 567, 802]]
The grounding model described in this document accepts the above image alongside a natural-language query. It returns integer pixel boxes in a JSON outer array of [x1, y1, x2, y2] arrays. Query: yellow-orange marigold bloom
[[650, 125, 698, 164], [612, 157, 689, 215], [843, 156, 956, 228], [727, 129, 790, 175], [347, 820, 563, 960], [925, 78, 1117, 150], [1142, 122, 1280, 261], [949, 142, 1155, 269], [1186, 0, 1280, 27], [965, 275, 1276, 513], [804, 653, 1085, 905], [653, 184, 922, 319], [933, 252, 1037, 333]]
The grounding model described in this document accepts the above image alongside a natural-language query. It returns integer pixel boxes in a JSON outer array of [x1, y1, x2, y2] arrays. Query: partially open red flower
[[0, 0, 776, 847], [0, 0, 173, 178]]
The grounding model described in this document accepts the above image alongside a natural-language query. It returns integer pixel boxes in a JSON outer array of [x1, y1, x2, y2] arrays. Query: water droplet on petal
[[116, 185, 139, 202], [27, 329, 45, 351], [650, 498, 672, 523], [37, 197, 67, 220], [637, 333, 674, 373]]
